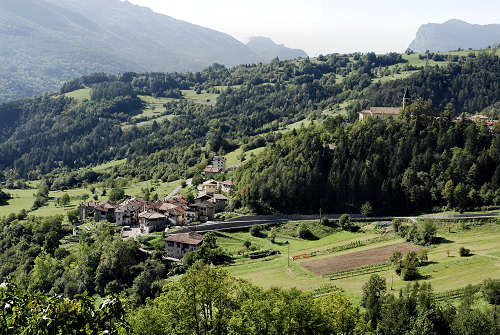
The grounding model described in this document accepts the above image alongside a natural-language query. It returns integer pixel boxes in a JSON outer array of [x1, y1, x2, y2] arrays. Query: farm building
[[359, 107, 400, 120], [165, 232, 203, 260]]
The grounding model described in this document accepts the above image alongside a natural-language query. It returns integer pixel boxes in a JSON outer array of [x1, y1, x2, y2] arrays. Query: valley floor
[[217, 219, 500, 304]]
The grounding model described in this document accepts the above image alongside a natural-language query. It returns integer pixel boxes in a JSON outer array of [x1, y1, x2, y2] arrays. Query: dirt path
[[300, 242, 419, 275]]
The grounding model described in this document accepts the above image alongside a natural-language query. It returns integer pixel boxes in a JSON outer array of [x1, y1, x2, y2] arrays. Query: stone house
[[212, 156, 226, 172], [210, 193, 228, 212], [192, 201, 215, 221], [79, 201, 98, 221], [138, 211, 167, 233], [203, 179, 219, 194], [220, 180, 235, 193], [165, 232, 203, 260], [359, 107, 400, 120], [115, 197, 148, 226]]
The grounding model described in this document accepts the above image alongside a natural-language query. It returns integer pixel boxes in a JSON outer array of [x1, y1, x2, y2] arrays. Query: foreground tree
[[361, 274, 386, 329], [0, 281, 126, 334]]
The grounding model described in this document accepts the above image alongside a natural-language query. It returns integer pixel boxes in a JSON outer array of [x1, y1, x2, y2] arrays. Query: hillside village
[[78, 156, 235, 259]]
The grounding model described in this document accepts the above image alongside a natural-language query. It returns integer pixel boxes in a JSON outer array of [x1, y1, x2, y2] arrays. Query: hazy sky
[[126, 0, 500, 56]]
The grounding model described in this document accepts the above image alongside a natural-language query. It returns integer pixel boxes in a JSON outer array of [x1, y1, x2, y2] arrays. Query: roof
[[101, 201, 118, 209], [222, 180, 234, 186], [361, 107, 400, 116], [196, 192, 212, 200], [138, 211, 166, 220], [117, 197, 147, 212], [94, 205, 108, 212], [203, 167, 221, 173], [203, 179, 218, 186], [166, 232, 203, 245], [80, 201, 99, 208], [213, 156, 226, 161], [192, 201, 215, 208], [213, 194, 228, 201]]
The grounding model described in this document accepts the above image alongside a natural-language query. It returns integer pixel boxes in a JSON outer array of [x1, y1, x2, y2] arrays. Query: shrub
[[391, 219, 403, 232], [401, 267, 420, 281], [361, 202, 373, 216], [339, 214, 352, 231], [459, 247, 472, 257], [250, 225, 264, 237], [320, 217, 330, 226], [297, 224, 315, 240]]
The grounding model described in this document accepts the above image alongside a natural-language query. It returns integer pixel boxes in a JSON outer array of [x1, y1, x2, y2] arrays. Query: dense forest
[[3, 265, 499, 334], [235, 100, 500, 214], [0, 53, 499, 183]]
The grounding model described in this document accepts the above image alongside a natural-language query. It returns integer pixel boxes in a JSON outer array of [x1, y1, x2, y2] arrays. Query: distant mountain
[[246, 36, 308, 63], [0, 0, 262, 102], [409, 19, 500, 53]]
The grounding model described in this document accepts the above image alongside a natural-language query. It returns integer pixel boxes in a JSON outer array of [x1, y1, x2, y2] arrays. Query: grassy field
[[218, 220, 500, 303], [90, 159, 126, 172], [64, 88, 91, 101], [224, 146, 266, 167], [181, 89, 219, 105], [0, 178, 184, 219]]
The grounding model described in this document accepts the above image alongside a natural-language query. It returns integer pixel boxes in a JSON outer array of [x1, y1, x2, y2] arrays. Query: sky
[[126, 0, 500, 56]]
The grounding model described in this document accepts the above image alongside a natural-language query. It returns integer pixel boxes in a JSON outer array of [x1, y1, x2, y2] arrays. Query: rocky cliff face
[[408, 19, 500, 53]]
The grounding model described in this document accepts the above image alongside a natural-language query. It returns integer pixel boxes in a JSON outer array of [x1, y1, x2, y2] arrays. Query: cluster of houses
[[79, 156, 234, 237], [80, 180, 231, 234]]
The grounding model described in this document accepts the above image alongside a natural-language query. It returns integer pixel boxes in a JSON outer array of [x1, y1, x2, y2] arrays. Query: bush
[[297, 224, 316, 240], [361, 202, 373, 216], [391, 219, 403, 232], [339, 214, 352, 231], [401, 267, 420, 281], [459, 247, 472, 257], [320, 217, 330, 226], [250, 225, 264, 237]]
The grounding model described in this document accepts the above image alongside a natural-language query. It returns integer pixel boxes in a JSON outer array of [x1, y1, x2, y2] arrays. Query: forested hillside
[[235, 100, 500, 214], [0, 52, 499, 198]]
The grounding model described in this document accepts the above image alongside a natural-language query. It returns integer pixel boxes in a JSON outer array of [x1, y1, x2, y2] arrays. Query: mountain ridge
[[246, 36, 308, 62], [409, 19, 500, 52], [0, 0, 262, 102]]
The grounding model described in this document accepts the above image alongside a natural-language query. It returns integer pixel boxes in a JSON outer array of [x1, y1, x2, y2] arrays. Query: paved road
[[168, 212, 498, 235], [420, 212, 498, 219], [166, 178, 192, 199], [172, 217, 288, 234]]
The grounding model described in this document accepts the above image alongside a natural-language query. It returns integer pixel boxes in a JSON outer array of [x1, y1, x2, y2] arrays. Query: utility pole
[[402, 88, 409, 113], [287, 242, 290, 267]]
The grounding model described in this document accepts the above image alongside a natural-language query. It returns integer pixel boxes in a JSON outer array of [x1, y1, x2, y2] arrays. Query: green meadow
[[217, 219, 500, 302]]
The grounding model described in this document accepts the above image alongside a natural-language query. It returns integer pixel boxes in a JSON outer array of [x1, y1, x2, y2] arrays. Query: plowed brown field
[[301, 242, 419, 275]]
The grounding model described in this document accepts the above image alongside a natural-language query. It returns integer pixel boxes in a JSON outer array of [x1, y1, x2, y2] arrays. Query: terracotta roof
[[117, 197, 147, 212], [171, 195, 189, 205], [101, 201, 118, 209], [138, 211, 166, 220], [80, 201, 99, 208], [166, 232, 203, 245], [94, 205, 108, 212]]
